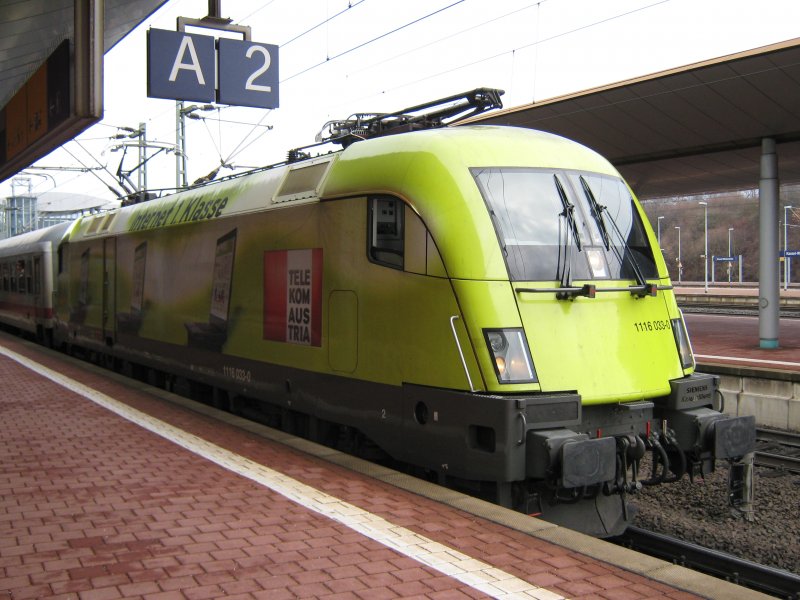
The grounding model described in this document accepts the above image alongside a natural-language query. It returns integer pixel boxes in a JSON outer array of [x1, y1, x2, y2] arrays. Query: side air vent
[[273, 157, 336, 204]]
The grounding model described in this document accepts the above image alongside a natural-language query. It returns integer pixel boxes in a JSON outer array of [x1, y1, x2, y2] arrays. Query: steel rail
[[754, 451, 800, 473], [755, 427, 800, 473], [679, 303, 800, 318], [757, 427, 800, 448], [614, 526, 800, 599]]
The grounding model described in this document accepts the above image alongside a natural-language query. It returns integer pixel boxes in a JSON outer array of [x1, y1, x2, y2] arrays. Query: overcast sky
[[6, 0, 800, 201]]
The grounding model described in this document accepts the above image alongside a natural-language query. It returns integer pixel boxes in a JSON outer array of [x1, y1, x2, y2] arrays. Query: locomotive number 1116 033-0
[[633, 319, 672, 333]]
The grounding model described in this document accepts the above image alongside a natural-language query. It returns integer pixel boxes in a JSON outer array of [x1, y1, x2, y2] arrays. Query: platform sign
[[147, 29, 216, 102], [714, 256, 738, 262], [781, 250, 800, 258], [218, 38, 279, 108], [147, 28, 279, 108]]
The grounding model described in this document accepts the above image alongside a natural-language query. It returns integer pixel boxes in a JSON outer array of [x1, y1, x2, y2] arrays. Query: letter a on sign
[[169, 36, 206, 84], [147, 28, 215, 102]]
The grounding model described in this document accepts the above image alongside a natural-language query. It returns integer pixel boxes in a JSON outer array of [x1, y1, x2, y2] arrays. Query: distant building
[[1, 178, 120, 239]]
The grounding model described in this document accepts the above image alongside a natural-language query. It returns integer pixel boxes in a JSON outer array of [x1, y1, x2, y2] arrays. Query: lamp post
[[699, 202, 708, 292], [657, 216, 664, 248], [728, 227, 734, 283], [786, 205, 794, 290], [675, 226, 682, 283]]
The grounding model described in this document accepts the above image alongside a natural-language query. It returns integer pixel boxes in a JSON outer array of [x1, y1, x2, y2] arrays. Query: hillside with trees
[[640, 189, 800, 285]]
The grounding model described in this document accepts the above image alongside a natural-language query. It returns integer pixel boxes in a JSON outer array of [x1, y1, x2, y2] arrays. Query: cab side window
[[368, 196, 404, 269]]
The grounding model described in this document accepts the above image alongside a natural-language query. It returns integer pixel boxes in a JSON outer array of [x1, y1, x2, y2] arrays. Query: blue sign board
[[147, 29, 216, 102], [782, 249, 800, 258], [147, 28, 279, 109], [714, 256, 738, 262], [218, 39, 279, 109]]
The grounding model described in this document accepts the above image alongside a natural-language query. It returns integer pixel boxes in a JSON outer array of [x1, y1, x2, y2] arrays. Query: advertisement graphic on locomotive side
[[263, 248, 323, 347]]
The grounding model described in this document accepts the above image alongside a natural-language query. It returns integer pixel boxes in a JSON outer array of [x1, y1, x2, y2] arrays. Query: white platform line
[[0, 345, 565, 600], [695, 354, 800, 368]]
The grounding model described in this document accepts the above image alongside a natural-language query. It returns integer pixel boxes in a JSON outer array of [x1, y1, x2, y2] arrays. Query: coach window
[[15, 260, 25, 293], [33, 258, 41, 294], [19, 260, 27, 294], [368, 196, 404, 269]]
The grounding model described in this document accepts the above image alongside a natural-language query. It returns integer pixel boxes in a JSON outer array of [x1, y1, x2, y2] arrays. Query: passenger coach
[[0, 221, 71, 342]]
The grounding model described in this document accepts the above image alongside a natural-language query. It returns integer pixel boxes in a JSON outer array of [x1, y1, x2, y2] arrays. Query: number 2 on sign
[[245, 46, 271, 92]]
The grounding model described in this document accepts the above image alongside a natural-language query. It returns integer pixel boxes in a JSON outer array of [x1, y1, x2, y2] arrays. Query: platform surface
[[675, 285, 800, 373], [0, 333, 770, 600]]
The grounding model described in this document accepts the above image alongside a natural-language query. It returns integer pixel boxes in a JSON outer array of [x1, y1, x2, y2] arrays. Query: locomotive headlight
[[484, 328, 538, 383], [671, 313, 695, 370], [487, 331, 507, 353], [495, 356, 507, 374]]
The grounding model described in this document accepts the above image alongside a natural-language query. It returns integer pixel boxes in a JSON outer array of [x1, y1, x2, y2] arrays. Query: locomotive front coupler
[[656, 372, 757, 515], [657, 373, 757, 461], [526, 429, 617, 491]]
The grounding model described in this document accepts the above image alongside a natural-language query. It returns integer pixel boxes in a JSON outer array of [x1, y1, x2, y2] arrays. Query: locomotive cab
[[323, 124, 756, 536], [448, 134, 755, 533]]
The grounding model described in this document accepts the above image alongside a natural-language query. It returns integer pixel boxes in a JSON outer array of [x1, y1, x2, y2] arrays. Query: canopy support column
[[758, 138, 780, 348]]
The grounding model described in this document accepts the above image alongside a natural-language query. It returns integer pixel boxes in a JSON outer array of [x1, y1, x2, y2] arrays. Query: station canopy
[[0, 0, 168, 179], [472, 37, 800, 200], [0, 0, 168, 110]]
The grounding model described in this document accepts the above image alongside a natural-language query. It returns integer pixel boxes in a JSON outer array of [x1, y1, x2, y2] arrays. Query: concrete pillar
[[758, 138, 780, 348]]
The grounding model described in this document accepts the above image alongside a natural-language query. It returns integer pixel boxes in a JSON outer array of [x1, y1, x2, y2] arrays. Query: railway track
[[613, 526, 800, 599], [679, 303, 800, 318], [756, 427, 800, 473]]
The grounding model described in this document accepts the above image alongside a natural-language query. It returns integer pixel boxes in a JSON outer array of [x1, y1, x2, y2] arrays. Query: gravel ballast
[[631, 460, 800, 575]]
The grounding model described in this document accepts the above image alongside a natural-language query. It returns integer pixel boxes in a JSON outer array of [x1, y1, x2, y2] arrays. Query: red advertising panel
[[263, 249, 322, 346]]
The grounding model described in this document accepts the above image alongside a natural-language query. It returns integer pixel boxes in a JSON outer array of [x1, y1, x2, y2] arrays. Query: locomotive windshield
[[473, 168, 657, 282]]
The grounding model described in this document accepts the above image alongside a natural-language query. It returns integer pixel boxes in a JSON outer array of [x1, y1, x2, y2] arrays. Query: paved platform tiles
[[0, 335, 768, 599]]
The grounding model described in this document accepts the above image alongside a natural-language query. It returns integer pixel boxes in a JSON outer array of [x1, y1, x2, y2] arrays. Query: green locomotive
[[0, 90, 755, 536]]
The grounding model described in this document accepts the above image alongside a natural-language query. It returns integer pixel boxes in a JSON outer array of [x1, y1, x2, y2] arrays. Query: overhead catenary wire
[[280, 0, 369, 48], [281, 0, 466, 83], [62, 144, 128, 197], [344, 0, 672, 102], [237, 0, 281, 25], [222, 109, 274, 165], [344, 1, 548, 79], [189, 116, 274, 128], [197, 113, 225, 164], [71, 139, 133, 195]]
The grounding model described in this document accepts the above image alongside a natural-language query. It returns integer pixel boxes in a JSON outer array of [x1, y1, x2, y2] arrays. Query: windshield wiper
[[553, 175, 582, 295], [580, 176, 610, 251], [592, 191, 663, 297], [555, 175, 581, 252], [516, 180, 671, 300]]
